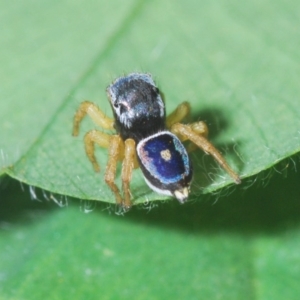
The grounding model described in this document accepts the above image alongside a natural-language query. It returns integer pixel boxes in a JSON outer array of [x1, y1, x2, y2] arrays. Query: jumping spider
[[73, 73, 240, 210]]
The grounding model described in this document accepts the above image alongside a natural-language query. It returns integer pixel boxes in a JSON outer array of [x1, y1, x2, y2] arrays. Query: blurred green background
[[1, 0, 300, 298], [1, 166, 300, 299]]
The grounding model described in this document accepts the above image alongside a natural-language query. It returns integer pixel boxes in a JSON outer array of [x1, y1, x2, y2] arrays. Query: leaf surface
[[1, 0, 299, 204]]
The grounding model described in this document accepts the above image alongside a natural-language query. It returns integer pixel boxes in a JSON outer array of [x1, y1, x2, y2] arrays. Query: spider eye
[[119, 103, 127, 114], [114, 101, 127, 115]]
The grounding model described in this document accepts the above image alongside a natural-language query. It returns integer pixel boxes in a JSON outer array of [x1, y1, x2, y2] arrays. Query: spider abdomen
[[136, 131, 193, 203]]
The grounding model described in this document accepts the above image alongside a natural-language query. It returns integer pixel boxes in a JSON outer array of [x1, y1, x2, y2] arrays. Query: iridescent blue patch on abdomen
[[137, 131, 190, 184]]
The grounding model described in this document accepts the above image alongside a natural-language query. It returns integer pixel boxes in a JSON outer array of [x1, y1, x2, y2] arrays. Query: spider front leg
[[73, 101, 139, 209], [171, 123, 241, 184], [72, 101, 114, 136], [166, 101, 208, 140], [166, 101, 191, 128]]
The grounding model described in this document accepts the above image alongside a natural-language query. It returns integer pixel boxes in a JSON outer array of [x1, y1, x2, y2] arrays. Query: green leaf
[[1, 0, 300, 205]]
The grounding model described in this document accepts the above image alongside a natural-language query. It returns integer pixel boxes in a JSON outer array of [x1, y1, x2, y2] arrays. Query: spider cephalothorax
[[107, 73, 165, 141], [73, 73, 240, 210]]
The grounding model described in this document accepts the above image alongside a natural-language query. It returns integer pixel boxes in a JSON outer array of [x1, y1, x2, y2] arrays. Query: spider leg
[[104, 135, 124, 206], [174, 121, 208, 141], [166, 101, 191, 128], [83, 129, 120, 172], [73, 101, 114, 136], [121, 139, 136, 209], [171, 123, 241, 184], [189, 121, 208, 138], [185, 121, 209, 152], [172, 121, 209, 153]]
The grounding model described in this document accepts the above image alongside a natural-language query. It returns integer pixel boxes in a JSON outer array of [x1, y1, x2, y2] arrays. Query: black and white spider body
[[73, 73, 240, 210], [107, 73, 193, 202], [107, 74, 165, 140]]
